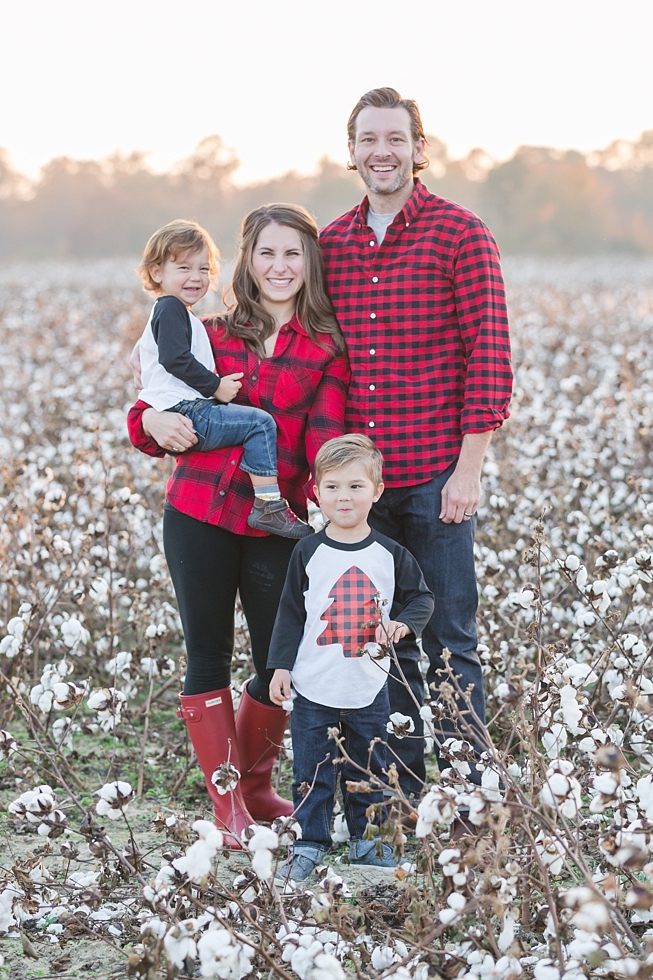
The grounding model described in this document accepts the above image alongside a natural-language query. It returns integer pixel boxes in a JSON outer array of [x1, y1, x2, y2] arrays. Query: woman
[[128, 205, 350, 846]]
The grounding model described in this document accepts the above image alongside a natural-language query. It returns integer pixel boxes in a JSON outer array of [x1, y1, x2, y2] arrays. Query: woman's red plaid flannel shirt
[[320, 179, 513, 487], [127, 315, 350, 535]]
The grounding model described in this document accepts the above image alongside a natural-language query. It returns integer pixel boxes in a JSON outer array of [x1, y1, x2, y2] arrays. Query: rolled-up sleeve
[[127, 401, 166, 458]]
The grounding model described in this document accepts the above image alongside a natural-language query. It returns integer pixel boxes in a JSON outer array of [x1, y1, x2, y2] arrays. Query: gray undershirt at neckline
[[367, 208, 399, 245]]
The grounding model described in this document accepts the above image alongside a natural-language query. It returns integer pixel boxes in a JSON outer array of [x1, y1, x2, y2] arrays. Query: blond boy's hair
[[315, 434, 383, 486], [137, 219, 220, 294]]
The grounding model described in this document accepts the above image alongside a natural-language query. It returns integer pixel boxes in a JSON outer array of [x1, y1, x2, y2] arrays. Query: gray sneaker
[[275, 843, 329, 882], [348, 838, 397, 867], [247, 498, 314, 539]]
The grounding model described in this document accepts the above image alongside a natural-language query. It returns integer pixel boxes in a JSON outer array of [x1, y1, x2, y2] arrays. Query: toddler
[[268, 434, 434, 879], [136, 219, 312, 539]]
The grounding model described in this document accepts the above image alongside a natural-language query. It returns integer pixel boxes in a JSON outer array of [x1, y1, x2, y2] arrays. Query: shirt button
[[369, 348, 376, 355], [252, 375, 258, 381], [369, 384, 375, 390], [372, 276, 379, 283], [220, 490, 226, 496], [405, 222, 410, 227], [231, 460, 236, 465], [369, 240, 375, 246], [368, 421, 375, 428]]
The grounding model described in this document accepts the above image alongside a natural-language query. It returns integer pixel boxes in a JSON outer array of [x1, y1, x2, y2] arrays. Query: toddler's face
[[315, 462, 383, 532], [149, 246, 212, 306]]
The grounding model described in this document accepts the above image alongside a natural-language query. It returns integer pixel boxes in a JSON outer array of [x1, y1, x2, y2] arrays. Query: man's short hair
[[347, 87, 429, 176], [315, 434, 384, 487], [137, 219, 220, 294]]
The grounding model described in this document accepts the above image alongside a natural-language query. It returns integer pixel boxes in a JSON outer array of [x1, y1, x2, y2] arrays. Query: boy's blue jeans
[[168, 398, 277, 477], [290, 687, 390, 849]]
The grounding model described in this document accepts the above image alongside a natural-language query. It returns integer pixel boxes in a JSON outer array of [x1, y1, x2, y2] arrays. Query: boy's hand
[[375, 620, 411, 644], [215, 372, 244, 403], [270, 669, 292, 706]]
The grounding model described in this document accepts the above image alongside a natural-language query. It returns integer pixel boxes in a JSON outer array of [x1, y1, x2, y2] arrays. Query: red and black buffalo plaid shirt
[[320, 179, 513, 487], [127, 315, 350, 535]]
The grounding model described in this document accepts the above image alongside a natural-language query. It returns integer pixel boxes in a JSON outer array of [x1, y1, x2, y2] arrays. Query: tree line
[[1, 131, 652, 260]]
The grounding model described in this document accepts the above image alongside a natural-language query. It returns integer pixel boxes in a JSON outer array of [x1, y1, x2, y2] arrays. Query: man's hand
[[130, 344, 143, 390], [375, 620, 410, 644], [440, 431, 493, 524], [215, 373, 244, 403], [270, 669, 292, 706], [142, 408, 198, 452]]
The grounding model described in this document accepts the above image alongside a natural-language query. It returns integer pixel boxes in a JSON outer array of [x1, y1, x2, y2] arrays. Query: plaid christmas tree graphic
[[317, 565, 379, 658]]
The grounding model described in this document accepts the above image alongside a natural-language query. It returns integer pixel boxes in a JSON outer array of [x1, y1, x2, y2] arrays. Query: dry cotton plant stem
[[137, 662, 156, 797], [1, 670, 85, 789]]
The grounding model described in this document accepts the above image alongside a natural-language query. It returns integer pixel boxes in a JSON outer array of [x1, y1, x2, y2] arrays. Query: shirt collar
[[356, 178, 430, 229], [284, 313, 308, 337], [243, 312, 307, 337]]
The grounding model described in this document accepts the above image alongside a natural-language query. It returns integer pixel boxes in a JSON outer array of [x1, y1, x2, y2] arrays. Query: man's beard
[[359, 158, 414, 196]]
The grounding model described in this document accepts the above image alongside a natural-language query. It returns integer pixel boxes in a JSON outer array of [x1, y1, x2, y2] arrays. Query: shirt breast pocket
[[272, 367, 323, 413], [214, 355, 246, 377]]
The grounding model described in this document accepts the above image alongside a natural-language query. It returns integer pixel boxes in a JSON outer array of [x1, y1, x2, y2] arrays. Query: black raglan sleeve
[[389, 546, 435, 639], [266, 544, 311, 671], [152, 296, 219, 397]]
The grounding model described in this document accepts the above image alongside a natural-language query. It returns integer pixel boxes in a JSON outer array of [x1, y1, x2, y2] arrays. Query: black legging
[[163, 506, 296, 704]]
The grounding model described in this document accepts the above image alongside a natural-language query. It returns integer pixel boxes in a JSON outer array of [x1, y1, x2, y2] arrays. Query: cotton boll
[[164, 921, 197, 970], [542, 723, 568, 759], [331, 814, 350, 844], [533, 962, 560, 980], [251, 848, 274, 881], [197, 927, 255, 979], [386, 712, 415, 739]]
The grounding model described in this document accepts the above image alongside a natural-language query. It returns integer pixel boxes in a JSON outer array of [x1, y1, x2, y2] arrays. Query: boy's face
[[315, 462, 383, 532], [149, 246, 212, 307]]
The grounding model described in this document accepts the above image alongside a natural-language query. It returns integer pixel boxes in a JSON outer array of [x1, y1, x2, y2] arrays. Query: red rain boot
[[177, 687, 253, 848], [235, 683, 294, 821]]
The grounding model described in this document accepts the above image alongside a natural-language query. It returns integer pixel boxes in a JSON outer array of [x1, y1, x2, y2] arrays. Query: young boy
[[268, 434, 434, 880], [136, 219, 312, 539]]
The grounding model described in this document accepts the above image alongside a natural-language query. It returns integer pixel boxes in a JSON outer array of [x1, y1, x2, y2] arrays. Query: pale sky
[[1, 0, 652, 183]]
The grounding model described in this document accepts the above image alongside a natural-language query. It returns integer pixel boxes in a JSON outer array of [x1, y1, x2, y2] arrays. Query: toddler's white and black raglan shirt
[[138, 295, 219, 411], [267, 528, 434, 709]]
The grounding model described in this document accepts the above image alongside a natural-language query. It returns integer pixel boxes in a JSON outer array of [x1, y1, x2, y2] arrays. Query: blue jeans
[[368, 463, 486, 797], [290, 688, 390, 849], [169, 399, 277, 477]]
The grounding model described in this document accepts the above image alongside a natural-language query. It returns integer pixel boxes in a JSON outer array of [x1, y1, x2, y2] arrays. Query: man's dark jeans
[[290, 687, 389, 849], [368, 463, 486, 799]]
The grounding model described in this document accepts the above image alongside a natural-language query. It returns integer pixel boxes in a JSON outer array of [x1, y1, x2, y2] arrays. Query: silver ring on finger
[[464, 512, 474, 518]]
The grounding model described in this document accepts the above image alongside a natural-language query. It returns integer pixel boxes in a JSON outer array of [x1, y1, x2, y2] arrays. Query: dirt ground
[[0, 793, 414, 980]]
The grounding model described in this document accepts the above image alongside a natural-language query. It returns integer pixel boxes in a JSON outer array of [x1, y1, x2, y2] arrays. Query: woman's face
[[251, 222, 305, 315]]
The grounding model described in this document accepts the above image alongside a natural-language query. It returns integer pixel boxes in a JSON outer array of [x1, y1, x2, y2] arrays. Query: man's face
[[348, 106, 424, 197]]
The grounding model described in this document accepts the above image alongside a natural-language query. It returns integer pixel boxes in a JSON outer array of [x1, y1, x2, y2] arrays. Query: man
[[319, 87, 513, 804]]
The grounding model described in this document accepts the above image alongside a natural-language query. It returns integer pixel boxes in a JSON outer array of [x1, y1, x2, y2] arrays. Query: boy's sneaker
[[248, 498, 314, 539], [275, 843, 329, 882], [348, 839, 397, 868]]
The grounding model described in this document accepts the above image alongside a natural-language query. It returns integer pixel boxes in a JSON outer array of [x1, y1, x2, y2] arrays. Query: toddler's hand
[[215, 372, 244, 403], [270, 669, 292, 706], [375, 620, 410, 644]]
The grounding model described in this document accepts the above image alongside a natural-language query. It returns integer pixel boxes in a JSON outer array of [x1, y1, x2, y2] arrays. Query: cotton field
[[1, 256, 653, 978]]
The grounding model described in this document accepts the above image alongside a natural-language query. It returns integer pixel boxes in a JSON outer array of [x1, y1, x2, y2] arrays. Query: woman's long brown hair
[[221, 204, 345, 356]]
